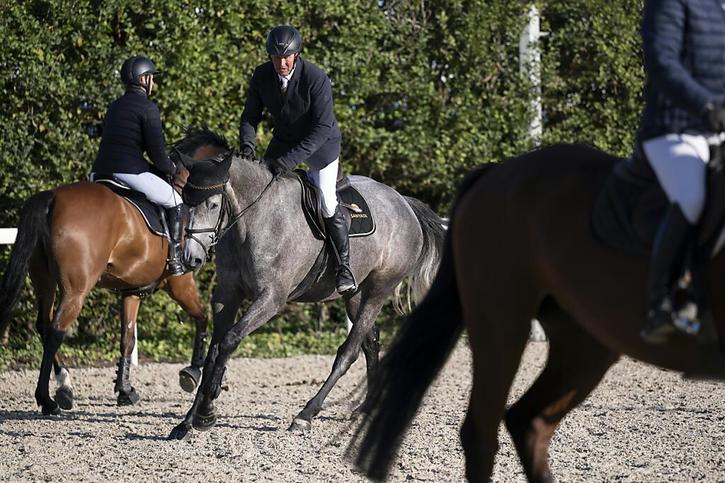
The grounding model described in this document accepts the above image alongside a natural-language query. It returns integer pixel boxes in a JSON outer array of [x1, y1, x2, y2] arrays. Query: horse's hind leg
[[164, 274, 209, 393], [29, 255, 74, 411], [115, 294, 141, 406], [289, 291, 387, 433], [505, 302, 618, 483], [35, 290, 86, 415]]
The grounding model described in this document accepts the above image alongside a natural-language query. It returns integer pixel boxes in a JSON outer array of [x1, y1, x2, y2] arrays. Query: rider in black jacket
[[239, 26, 356, 294], [638, 0, 725, 343], [91, 56, 184, 276]]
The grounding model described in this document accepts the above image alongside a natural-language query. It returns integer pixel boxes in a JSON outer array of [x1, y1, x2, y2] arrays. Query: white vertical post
[[519, 3, 543, 145], [131, 323, 139, 366], [521, 5, 547, 341]]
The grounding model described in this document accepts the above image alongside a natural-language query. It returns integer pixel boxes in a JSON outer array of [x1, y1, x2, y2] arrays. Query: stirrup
[[641, 308, 676, 344], [336, 266, 357, 294], [167, 259, 184, 277]]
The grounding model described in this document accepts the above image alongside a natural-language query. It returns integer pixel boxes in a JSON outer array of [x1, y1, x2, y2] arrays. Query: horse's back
[[50, 181, 166, 285]]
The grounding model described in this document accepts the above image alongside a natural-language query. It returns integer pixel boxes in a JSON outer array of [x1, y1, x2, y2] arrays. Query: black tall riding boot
[[324, 206, 357, 294], [641, 203, 694, 344], [166, 205, 185, 277]]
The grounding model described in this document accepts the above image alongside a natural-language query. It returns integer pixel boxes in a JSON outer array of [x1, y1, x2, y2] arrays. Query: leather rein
[[184, 177, 275, 260]]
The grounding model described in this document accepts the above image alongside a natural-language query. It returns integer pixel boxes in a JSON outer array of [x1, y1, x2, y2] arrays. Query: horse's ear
[[174, 148, 198, 169], [219, 151, 233, 173]]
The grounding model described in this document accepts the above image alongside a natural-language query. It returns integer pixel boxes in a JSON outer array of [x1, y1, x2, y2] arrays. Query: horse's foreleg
[[164, 274, 209, 393], [116, 294, 141, 406], [192, 291, 282, 430], [289, 295, 386, 433], [168, 283, 248, 441], [505, 305, 618, 483]]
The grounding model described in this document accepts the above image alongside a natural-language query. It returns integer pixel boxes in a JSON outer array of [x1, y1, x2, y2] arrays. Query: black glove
[[267, 157, 290, 178], [241, 145, 256, 160], [170, 148, 185, 170], [704, 102, 725, 132]]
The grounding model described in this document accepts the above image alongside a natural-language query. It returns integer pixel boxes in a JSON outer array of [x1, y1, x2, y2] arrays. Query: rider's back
[[92, 90, 167, 175]]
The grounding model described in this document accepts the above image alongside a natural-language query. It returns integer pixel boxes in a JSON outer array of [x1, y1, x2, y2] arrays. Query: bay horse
[[166, 128, 445, 440], [0, 161, 214, 414], [350, 143, 725, 482]]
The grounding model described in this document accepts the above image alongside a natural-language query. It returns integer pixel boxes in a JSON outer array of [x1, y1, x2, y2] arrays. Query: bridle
[[184, 177, 275, 261]]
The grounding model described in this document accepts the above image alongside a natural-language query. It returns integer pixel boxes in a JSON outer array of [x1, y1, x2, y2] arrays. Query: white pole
[[519, 3, 543, 145], [520, 5, 547, 341], [131, 323, 139, 366]]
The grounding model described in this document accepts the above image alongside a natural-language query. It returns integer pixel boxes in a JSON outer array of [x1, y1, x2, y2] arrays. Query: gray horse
[[168, 129, 444, 440]]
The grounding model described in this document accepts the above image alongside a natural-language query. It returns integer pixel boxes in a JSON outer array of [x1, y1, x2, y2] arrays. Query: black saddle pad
[[92, 176, 167, 237], [591, 157, 668, 256], [592, 153, 725, 259], [294, 170, 375, 241]]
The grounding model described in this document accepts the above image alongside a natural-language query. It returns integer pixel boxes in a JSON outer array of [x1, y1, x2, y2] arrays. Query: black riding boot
[[324, 206, 357, 294], [641, 203, 694, 344], [166, 205, 185, 277]]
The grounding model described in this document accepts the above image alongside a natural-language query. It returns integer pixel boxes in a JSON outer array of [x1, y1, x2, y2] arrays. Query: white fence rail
[[0, 228, 17, 245]]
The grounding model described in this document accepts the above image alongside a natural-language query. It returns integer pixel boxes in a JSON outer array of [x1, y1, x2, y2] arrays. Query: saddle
[[591, 149, 725, 259], [293, 169, 375, 240], [591, 148, 725, 343], [91, 174, 168, 237]]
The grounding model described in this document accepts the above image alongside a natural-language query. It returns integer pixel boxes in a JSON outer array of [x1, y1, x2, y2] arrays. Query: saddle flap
[[591, 158, 668, 256], [294, 170, 375, 240], [93, 177, 167, 237]]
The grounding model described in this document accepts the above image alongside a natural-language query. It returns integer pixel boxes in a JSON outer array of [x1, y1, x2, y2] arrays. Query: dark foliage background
[[0, 0, 643, 367]]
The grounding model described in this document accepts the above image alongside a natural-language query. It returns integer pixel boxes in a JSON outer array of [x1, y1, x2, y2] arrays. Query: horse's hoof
[[41, 400, 61, 416], [55, 386, 74, 410], [192, 411, 217, 432], [179, 366, 202, 393], [117, 388, 141, 406], [288, 418, 311, 433], [168, 423, 193, 441]]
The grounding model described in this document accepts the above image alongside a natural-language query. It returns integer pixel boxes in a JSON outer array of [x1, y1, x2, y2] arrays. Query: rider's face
[[140, 74, 154, 94], [271, 53, 297, 76]]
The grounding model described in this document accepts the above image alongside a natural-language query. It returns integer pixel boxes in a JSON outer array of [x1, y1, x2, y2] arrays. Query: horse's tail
[[393, 196, 446, 313], [348, 163, 496, 481], [0, 190, 54, 338]]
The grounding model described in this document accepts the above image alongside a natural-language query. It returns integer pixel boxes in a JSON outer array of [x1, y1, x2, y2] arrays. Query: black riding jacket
[[239, 57, 342, 171], [92, 87, 177, 176]]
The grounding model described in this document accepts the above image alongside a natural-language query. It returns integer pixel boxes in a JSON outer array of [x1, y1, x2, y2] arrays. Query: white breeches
[[642, 133, 710, 224], [308, 158, 340, 218], [111, 172, 183, 209]]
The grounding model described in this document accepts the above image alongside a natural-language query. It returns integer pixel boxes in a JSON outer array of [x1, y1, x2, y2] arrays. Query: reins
[[184, 174, 275, 259]]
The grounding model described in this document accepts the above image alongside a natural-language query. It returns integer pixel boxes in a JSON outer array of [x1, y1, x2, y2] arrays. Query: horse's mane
[[175, 125, 232, 155]]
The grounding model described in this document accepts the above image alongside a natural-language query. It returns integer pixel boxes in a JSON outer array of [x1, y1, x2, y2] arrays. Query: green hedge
[[0, 0, 643, 368]]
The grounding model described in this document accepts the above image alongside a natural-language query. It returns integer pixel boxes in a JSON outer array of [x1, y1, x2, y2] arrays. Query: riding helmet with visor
[[120, 56, 158, 85], [265, 26, 302, 57]]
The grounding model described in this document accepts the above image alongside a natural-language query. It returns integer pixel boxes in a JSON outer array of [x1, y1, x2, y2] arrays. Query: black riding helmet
[[265, 26, 302, 57], [120, 56, 158, 85]]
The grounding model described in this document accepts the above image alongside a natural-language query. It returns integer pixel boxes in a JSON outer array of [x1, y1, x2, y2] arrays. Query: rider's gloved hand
[[703, 101, 725, 132], [241, 145, 256, 160], [267, 157, 290, 178], [169, 148, 183, 172]]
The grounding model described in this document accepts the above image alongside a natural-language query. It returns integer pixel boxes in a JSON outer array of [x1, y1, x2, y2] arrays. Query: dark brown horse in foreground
[[0, 163, 211, 414], [350, 144, 725, 482]]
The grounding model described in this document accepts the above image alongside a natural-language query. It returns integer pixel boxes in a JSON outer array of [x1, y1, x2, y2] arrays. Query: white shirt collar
[[278, 66, 296, 83]]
